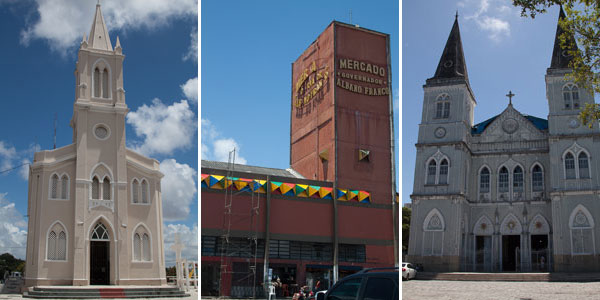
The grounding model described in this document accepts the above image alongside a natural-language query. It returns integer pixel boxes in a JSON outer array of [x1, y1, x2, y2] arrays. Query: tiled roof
[[471, 114, 548, 134], [200, 160, 304, 179]]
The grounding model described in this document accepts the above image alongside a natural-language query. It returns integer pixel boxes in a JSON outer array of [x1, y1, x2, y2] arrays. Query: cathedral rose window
[[94, 124, 110, 140]]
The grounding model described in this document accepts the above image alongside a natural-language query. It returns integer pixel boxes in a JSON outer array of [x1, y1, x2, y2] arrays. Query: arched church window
[[142, 233, 151, 261], [91, 223, 109, 241], [570, 205, 594, 255], [427, 160, 437, 185], [435, 94, 450, 119], [439, 159, 448, 184], [51, 174, 59, 199], [133, 233, 141, 261], [513, 166, 524, 192], [47, 222, 67, 261], [103, 178, 111, 200], [57, 231, 66, 260], [61, 175, 68, 199], [532, 165, 544, 191], [94, 68, 100, 98], [47, 231, 56, 260], [133, 226, 151, 262], [499, 167, 509, 193], [579, 152, 590, 179], [565, 152, 576, 179], [102, 68, 109, 98], [92, 177, 100, 200], [479, 167, 490, 193], [563, 84, 580, 109], [423, 209, 444, 256], [141, 180, 149, 203], [132, 179, 139, 203]]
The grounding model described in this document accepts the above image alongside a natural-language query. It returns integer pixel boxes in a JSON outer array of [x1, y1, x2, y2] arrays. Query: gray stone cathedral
[[407, 8, 600, 272]]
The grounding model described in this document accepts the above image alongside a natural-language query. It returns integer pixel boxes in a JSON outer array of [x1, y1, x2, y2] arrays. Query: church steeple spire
[[550, 5, 577, 69], [429, 15, 469, 84], [88, 2, 113, 51]]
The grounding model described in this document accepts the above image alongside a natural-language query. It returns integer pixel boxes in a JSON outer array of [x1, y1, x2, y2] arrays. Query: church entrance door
[[90, 222, 111, 285], [531, 235, 549, 272], [90, 241, 110, 285], [502, 235, 520, 272], [475, 236, 492, 272]]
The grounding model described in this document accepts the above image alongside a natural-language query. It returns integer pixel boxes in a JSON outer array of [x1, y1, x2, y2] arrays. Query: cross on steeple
[[455, 10, 459, 20], [506, 90, 515, 105]]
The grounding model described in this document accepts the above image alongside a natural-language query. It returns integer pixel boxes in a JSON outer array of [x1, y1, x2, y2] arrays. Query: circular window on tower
[[93, 124, 110, 140]]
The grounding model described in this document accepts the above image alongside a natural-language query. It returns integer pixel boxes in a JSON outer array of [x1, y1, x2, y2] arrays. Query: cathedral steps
[[23, 286, 189, 299], [417, 272, 600, 282]]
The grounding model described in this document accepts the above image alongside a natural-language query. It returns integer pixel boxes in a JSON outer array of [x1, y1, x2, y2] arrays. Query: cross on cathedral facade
[[506, 90, 515, 105]]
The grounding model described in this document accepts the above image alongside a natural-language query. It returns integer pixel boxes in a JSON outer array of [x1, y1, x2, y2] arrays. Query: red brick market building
[[201, 21, 397, 298]]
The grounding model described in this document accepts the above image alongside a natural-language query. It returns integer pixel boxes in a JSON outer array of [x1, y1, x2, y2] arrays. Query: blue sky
[[0, 0, 197, 264], [201, 0, 399, 191], [403, 0, 564, 205]]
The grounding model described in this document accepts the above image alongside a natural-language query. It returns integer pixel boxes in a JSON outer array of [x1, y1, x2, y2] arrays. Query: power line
[[0, 163, 30, 175]]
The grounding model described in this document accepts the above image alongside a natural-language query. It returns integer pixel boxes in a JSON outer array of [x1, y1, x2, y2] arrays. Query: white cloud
[[477, 16, 510, 41], [20, 0, 197, 54], [213, 139, 247, 165], [181, 77, 198, 104], [160, 159, 197, 221], [0, 193, 28, 259], [201, 118, 247, 164], [183, 27, 198, 63], [0, 142, 38, 179], [127, 99, 196, 156], [19, 159, 30, 181], [163, 223, 198, 265], [0, 142, 17, 171], [462, 0, 512, 42]]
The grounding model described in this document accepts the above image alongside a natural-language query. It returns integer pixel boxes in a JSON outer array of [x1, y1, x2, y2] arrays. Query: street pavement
[[403, 280, 600, 299]]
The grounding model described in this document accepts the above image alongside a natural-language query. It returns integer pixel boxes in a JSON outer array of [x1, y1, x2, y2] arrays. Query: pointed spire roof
[[429, 15, 469, 84], [88, 3, 113, 51], [550, 6, 577, 69]]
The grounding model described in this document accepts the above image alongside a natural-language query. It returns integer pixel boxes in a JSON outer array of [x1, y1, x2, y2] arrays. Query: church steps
[[417, 272, 600, 282], [23, 286, 189, 299]]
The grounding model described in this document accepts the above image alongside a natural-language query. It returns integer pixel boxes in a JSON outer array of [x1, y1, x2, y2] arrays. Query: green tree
[[513, 0, 600, 126], [0, 253, 24, 279], [402, 207, 411, 252]]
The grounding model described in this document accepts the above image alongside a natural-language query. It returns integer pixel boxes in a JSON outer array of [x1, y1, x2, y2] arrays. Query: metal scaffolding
[[218, 149, 261, 298]]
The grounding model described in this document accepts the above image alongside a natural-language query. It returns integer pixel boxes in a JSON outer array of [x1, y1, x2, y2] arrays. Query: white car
[[402, 262, 417, 280]]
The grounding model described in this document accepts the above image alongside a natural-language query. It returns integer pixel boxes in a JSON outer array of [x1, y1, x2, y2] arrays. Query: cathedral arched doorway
[[90, 222, 110, 285]]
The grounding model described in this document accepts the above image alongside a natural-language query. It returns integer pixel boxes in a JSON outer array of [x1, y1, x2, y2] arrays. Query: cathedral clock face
[[434, 127, 446, 138], [93, 124, 110, 140], [568, 118, 579, 129]]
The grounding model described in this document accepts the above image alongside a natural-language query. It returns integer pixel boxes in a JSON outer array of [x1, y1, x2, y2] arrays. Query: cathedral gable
[[476, 105, 547, 143]]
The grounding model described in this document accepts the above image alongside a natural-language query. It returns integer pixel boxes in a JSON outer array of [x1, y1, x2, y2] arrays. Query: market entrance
[[502, 235, 520, 272]]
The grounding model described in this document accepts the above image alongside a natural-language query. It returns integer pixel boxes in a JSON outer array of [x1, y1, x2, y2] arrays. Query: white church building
[[407, 8, 600, 273], [24, 3, 167, 286]]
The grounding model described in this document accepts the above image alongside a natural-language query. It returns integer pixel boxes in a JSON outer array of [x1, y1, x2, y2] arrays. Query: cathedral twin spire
[[429, 14, 469, 85], [430, 6, 577, 82], [550, 6, 577, 69]]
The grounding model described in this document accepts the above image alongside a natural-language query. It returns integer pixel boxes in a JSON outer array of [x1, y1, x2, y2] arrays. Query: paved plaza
[[403, 280, 600, 300]]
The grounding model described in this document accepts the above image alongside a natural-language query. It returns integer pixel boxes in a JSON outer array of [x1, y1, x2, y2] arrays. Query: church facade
[[24, 4, 167, 286], [407, 8, 600, 273]]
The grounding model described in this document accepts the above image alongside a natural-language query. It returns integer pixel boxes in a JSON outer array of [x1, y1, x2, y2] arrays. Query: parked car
[[402, 262, 417, 281], [316, 268, 398, 300]]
